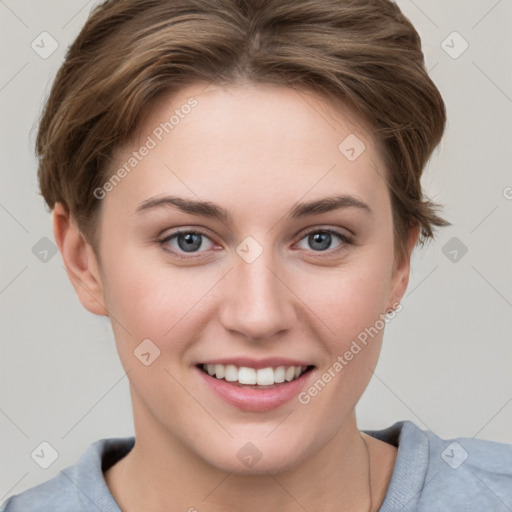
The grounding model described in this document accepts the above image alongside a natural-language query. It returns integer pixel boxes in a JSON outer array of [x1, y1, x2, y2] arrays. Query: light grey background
[[1, 0, 511, 501]]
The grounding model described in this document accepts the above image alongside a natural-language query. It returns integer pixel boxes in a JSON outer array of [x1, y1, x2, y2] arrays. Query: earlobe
[[53, 202, 108, 316], [388, 224, 420, 310]]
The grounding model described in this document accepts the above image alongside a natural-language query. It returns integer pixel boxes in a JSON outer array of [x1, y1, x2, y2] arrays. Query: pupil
[[309, 232, 331, 251], [178, 233, 202, 252]]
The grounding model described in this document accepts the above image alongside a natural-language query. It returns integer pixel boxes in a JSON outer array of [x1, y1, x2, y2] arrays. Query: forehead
[[106, 82, 390, 221]]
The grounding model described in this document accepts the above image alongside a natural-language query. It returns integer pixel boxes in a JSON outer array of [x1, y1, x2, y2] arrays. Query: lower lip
[[196, 367, 314, 412]]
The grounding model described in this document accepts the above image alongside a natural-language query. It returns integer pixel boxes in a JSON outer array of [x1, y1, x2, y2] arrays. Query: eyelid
[[161, 227, 210, 239], [295, 225, 353, 243]]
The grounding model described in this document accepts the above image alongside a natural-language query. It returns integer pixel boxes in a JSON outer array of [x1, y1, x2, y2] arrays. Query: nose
[[218, 248, 297, 341]]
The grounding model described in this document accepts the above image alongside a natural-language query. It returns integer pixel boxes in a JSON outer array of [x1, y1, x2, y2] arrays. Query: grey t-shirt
[[2, 421, 511, 511]]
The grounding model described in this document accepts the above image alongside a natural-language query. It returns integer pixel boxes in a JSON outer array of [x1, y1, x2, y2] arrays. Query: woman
[[2, 0, 511, 511]]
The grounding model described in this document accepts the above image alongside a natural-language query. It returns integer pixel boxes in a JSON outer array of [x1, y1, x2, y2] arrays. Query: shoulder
[[366, 421, 512, 512], [0, 472, 79, 512], [0, 437, 134, 512], [419, 424, 512, 511]]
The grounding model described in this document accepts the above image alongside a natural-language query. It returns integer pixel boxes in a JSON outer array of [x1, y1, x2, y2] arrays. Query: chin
[[194, 433, 313, 476], [212, 451, 304, 476]]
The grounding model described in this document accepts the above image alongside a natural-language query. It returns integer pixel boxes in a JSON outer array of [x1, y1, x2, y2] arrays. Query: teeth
[[214, 364, 225, 379], [238, 367, 257, 385], [256, 367, 274, 386], [285, 367, 295, 382], [201, 363, 308, 385], [274, 366, 285, 383], [224, 364, 238, 382]]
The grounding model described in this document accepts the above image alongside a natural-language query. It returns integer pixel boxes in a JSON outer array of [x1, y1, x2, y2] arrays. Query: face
[[75, 82, 413, 474]]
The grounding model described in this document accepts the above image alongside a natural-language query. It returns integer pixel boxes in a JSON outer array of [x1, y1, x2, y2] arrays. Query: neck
[[105, 398, 394, 512]]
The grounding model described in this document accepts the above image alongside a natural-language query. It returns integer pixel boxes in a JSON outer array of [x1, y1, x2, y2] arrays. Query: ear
[[53, 202, 108, 316], [387, 224, 420, 310]]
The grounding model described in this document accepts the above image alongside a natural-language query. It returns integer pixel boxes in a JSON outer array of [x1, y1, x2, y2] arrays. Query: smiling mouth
[[198, 363, 315, 388]]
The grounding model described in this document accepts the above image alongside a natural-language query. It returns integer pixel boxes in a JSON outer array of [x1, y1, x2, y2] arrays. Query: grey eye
[[295, 230, 348, 253], [177, 232, 204, 252], [307, 232, 332, 251], [162, 231, 214, 254]]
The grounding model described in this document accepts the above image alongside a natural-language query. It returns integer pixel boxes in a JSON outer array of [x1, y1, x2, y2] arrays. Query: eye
[[295, 229, 352, 253], [160, 230, 215, 255], [159, 227, 352, 258]]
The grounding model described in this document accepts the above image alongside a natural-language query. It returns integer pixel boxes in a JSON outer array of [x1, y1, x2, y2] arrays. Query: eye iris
[[177, 233, 202, 252], [309, 232, 331, 251]]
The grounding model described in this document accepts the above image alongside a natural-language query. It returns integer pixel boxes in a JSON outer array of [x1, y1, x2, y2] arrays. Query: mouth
[[197, 363, 315, 389]]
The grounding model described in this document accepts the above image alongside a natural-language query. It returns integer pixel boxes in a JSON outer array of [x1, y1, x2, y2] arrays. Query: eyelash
[[159, 227, 353, 259]]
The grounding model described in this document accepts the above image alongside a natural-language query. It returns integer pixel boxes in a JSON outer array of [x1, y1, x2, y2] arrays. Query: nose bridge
[[219, 244, 296, 339]]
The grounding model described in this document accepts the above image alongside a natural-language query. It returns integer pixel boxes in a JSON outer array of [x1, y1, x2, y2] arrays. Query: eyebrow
[[134, 194, 372, 222]]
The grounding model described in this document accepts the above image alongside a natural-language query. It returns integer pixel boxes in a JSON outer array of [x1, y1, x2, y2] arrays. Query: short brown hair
[[36, 0, 448, 263]]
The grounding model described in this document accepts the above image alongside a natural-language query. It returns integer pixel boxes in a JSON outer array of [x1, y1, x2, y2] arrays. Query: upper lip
[[197, 357, 314, 369]]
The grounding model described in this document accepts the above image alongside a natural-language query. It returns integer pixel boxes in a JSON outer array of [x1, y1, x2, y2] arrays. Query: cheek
[[295, 257, 393, 344], [100, 249, 221, 352], [293, 263, 392, 416]]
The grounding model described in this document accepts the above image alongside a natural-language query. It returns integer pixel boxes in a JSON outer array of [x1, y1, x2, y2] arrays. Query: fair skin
[[54, 82, 418, 512]]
